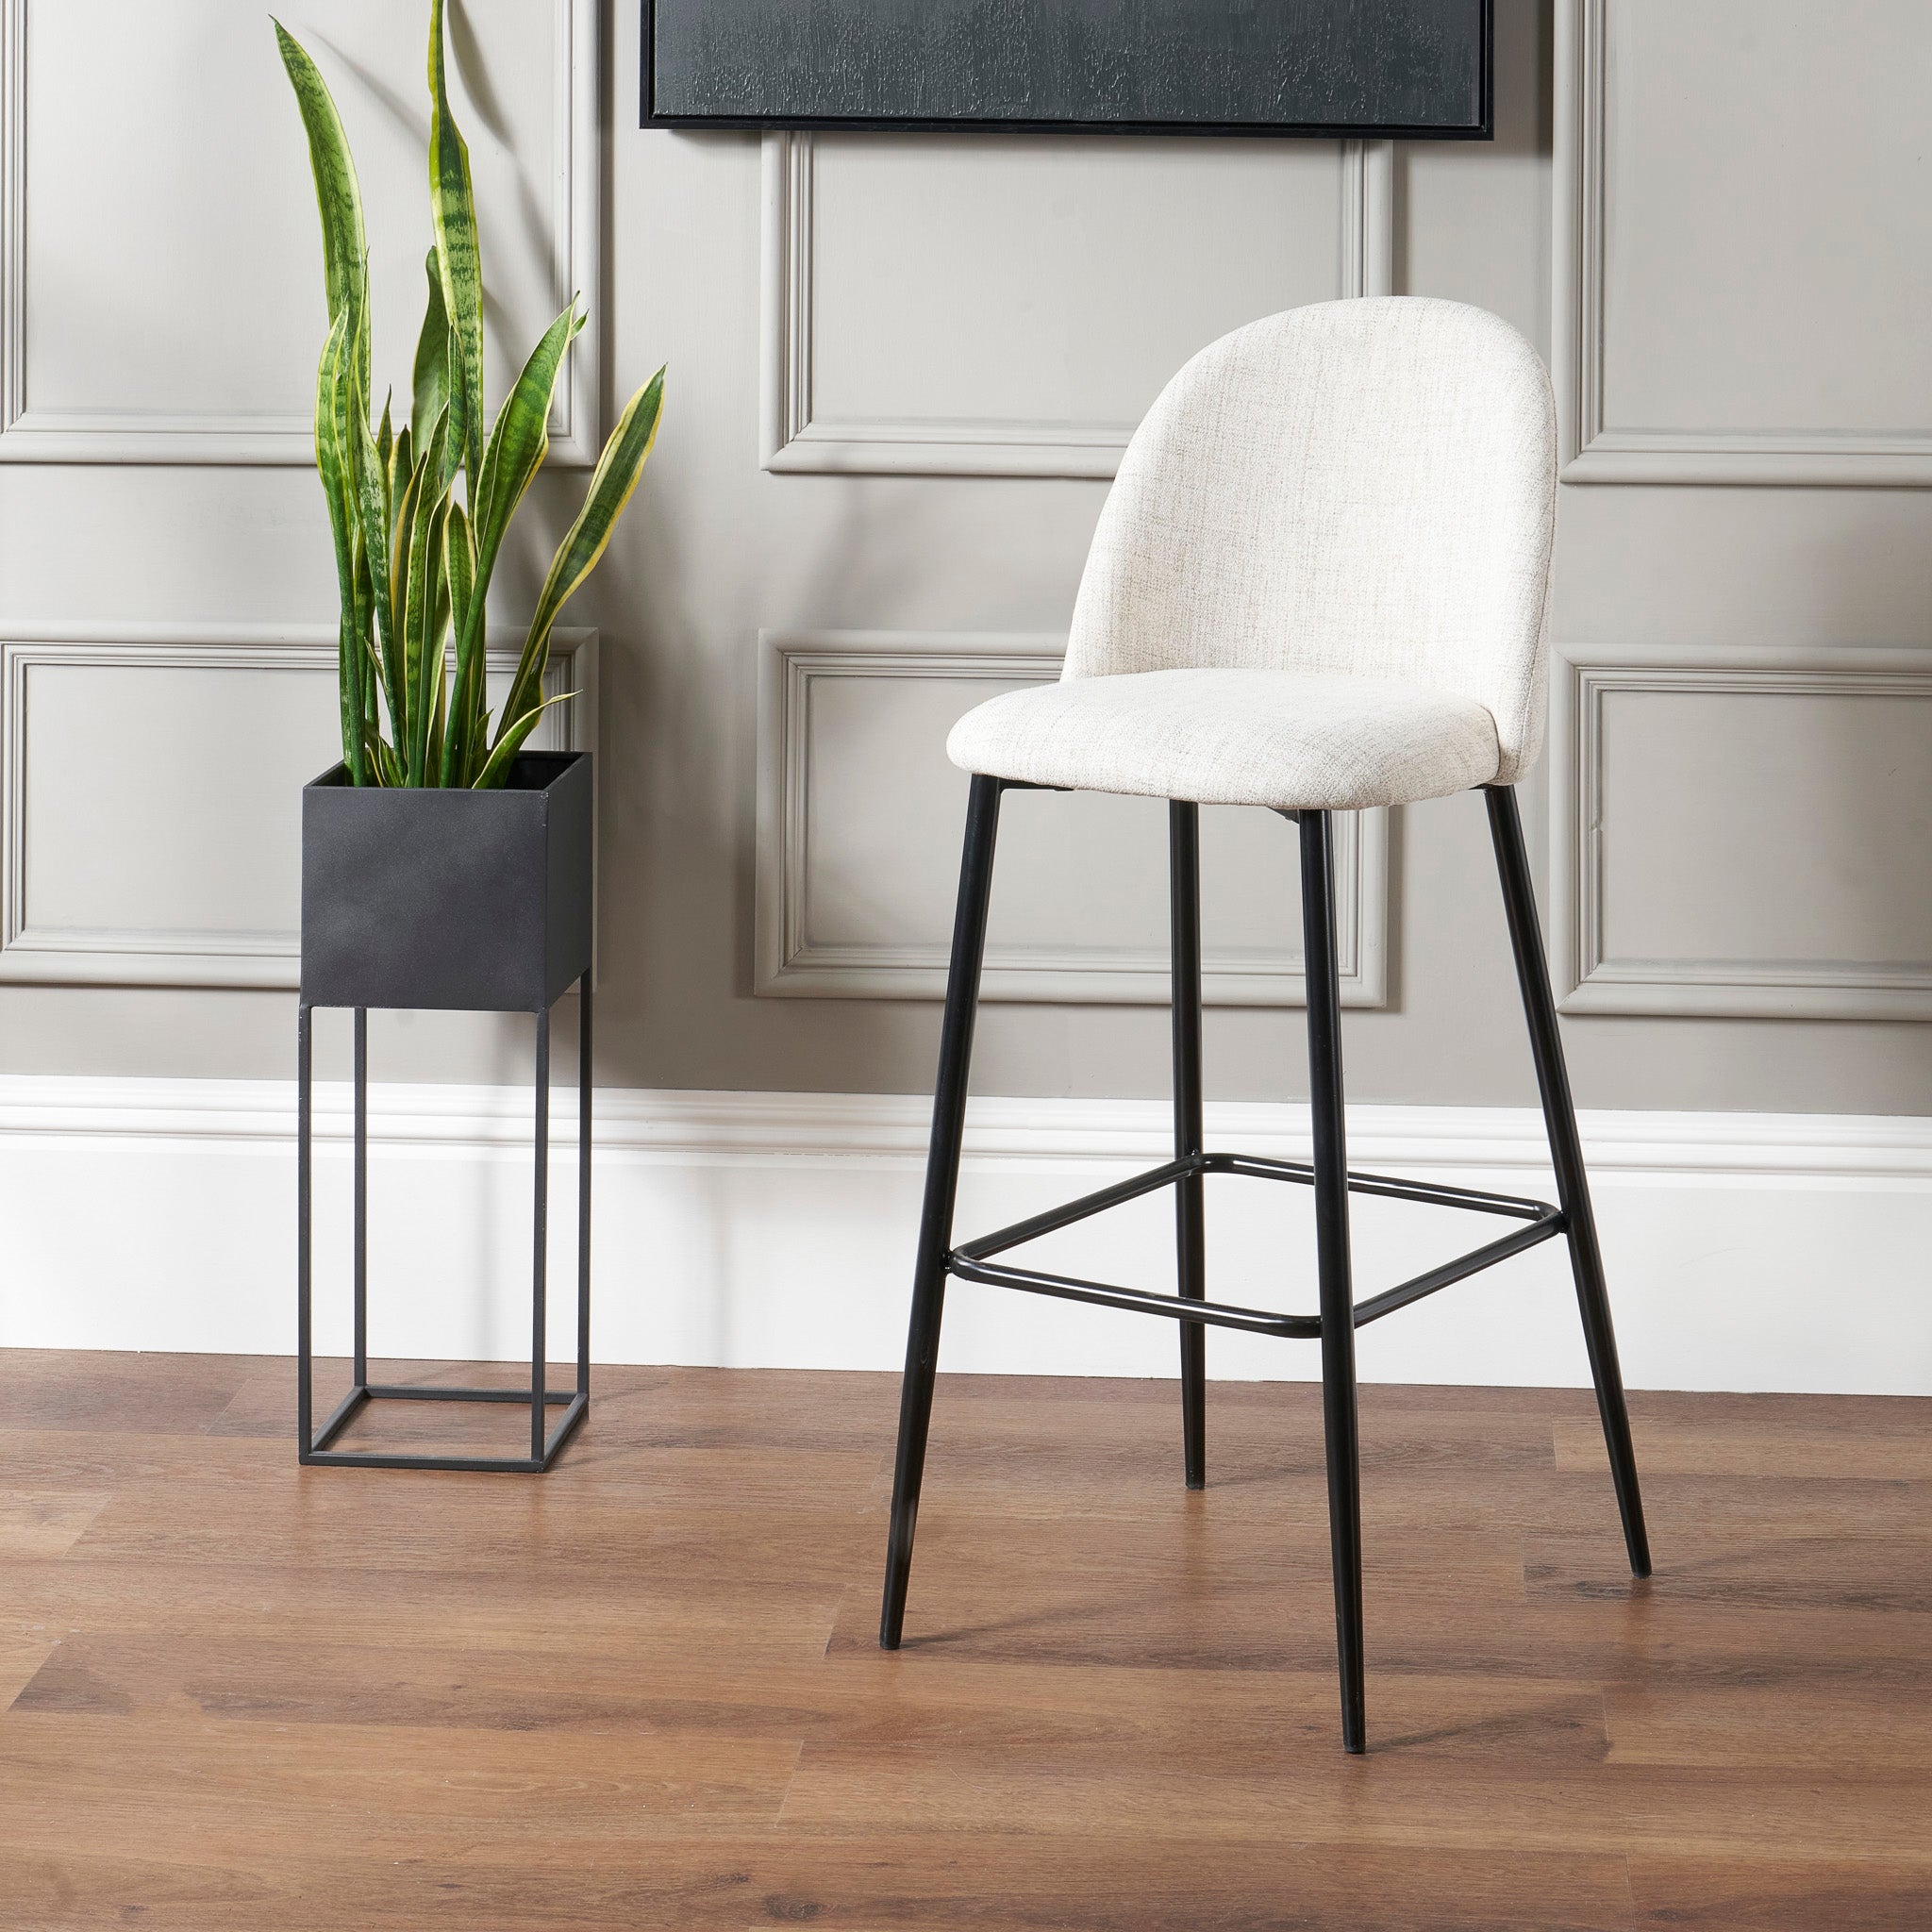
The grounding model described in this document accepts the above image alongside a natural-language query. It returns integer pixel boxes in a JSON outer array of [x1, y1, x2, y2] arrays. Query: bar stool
[[878, 297, 1651, 1755]]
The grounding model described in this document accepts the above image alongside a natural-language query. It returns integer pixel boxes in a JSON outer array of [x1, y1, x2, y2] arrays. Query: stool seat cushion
[[946, 668, 1502, 811]]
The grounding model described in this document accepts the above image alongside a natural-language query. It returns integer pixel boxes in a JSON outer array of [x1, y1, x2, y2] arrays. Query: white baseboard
[[2, 1075, 1930, 1395]]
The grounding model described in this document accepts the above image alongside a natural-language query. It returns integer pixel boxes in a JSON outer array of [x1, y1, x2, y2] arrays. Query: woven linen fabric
[[999, 295, 1557, 801], [946, 668, 1501, 811]]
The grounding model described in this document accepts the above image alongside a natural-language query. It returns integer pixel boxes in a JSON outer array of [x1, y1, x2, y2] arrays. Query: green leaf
[[449, 303, 582, 779], [398, 450, 441, 781], [427, 0, 484, 488], [345, 312, 397, 762], [352, 527, 386, 737], [413, 494, 452, 786], [440, 503, 479, 785], [273, 21, 370, 401], [390, 422, 413, 512], [281, 22, 377, 782], [425, 644, 448, 785], [412, 247, 451, 444], [443, 324, 471, 507], [394, 408, 451, 781], [365, 727, 402, 789], [472, 692, 573, 791], [375, 392, 394, 516], [497, 366, 664, 738], [349, 530, 383, 748], [386, 473, 418, 747], [312, 313, 365, 784], [475, 305, 582, 577], [444, 501, 475, 646], [360, 608, 386, 726]]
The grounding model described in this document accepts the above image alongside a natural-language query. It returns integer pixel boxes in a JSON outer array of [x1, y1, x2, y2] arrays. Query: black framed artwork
[[642, 0, 1492, 141]]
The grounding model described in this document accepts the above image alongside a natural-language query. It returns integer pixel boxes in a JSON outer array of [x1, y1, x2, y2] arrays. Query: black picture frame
[[641, 0, 1493, 142]]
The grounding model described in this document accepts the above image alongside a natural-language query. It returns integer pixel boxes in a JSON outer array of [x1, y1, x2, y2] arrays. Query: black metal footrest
[[302, 1382, 589, 1474], [946, 1152, 1565, 1339]]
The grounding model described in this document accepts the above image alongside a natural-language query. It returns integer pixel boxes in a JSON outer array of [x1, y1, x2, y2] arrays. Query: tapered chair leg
[[881, 774, 1007, 1649], [1300, 809, 1367, 1754], [1485, 786, 1653, 1578], [1170, 802, 1208, 1489]]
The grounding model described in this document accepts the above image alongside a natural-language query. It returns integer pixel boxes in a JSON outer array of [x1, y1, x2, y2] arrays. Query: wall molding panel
[[1340, 137, 1396, 307], [0, 623, 595, 990], [0, 0, 601, 466], [1554, 0, 1932, 488], [759, 132, 1393, 479], [756, 629, 1388, 1006], [4, 1075, 1930, 1397], [1550, 641, 1932, 1018], [0, 0, 22, 452]]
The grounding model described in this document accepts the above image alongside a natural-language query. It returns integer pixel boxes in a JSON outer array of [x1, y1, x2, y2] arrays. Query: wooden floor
[[0, 1353, 1927, 1929]]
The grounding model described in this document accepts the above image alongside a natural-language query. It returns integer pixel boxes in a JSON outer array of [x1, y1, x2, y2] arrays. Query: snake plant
[[275, 3, 664, 787]]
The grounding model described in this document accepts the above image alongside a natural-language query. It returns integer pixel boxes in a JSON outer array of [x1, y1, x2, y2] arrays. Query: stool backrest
[[1065, 297, 1557, 786]]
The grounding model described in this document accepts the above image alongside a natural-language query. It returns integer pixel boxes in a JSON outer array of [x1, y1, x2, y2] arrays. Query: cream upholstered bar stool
[[877, 297, 1652, 1754]]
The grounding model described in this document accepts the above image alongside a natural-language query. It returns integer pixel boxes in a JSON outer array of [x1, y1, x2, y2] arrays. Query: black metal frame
[[881, 777, 1651, 1753], [640, 0, 1495, 142], [295, 982, 592, 1474]]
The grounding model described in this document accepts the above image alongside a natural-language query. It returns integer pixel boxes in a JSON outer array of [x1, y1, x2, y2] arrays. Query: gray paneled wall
[[764, 132, 1391, 475], [1555, 0, 1932, 485], [1547, 0, 1932, 1111], [0, 0, 1926, 1115], [1, 0, 600, 464]]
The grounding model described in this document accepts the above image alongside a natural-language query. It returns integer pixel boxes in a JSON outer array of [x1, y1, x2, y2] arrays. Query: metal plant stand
[[296, 988, 591, 1473], [294, 749, 596, 1474]]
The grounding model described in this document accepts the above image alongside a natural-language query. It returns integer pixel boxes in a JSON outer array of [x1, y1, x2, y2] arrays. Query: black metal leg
[[1170, 801, 1208, 1489], [296, 1003, 314, 1458], [532, 1004, 551, 1464], [295, 996, 587, 1474], [352, 1008, 368, 1390], [1301, 809, 1366, 1755], [577, 979, 592, 1400], [1485, 786, 1652, 1578], [881, 774, 1005, 1649]]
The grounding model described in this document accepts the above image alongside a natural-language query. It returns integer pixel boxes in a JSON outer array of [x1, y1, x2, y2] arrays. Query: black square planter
[[296, 751, 594, 1474], [301, 751, 591, 1013]]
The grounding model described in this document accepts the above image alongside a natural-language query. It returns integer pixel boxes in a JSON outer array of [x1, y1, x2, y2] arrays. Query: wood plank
[[1555, 1415, 1932, 1481], [8, 1633, 1605, 1761], [0, 1488, 110, 1557], [68, 1482, 880, 1579], [725, 1834, 1640, 1932], [0, 1838, 1641, 1932], [0, 1712, 804, 1859], [1527, 1535, 1932, 1617], [1605, 1680, 1932, 1771], [10, 1635, 850, 1739], [0, 1557, 845, 1667], [0, 1637, 55, 1710], [0, 1348, 257, 1435], [1367, 1596, 1932, 1695], [778, 1740, 1932, 1858], [1627, 1855, 1932, 1930], [0, 1427, 282, 1490]]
